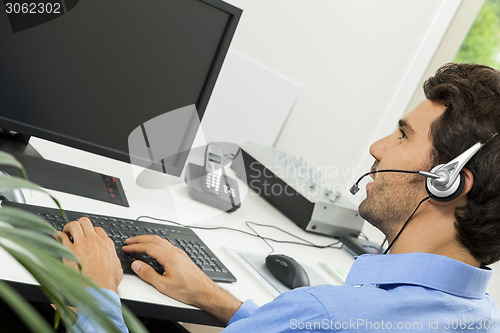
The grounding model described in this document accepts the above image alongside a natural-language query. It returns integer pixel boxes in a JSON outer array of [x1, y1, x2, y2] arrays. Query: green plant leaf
[[0, 176, 49, 194], [0, 173, 67, 222], [122, 305, 151, 333], [0, 236, 148, 333], [0, 150, 147, 332], [1, 243, 123, 332], [0, 227, 77, 262], [0, 206, 58, 234], [0, 279, 55, 333]]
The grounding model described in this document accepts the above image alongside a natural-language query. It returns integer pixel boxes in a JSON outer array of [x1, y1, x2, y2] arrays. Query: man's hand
[[122, 235, 242, 324], [59, 218, 123, 293]]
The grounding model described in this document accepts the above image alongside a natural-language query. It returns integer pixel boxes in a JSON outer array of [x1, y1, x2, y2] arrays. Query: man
[[61, 63, 500, 332]]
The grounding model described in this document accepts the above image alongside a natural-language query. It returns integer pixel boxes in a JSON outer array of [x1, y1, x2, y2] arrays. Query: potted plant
[[0, 150, 147, 333]]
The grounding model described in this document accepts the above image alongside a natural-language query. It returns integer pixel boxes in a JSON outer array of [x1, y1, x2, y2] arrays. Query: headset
[[351, 135, 497, 202], [350, 134, 498, 253]]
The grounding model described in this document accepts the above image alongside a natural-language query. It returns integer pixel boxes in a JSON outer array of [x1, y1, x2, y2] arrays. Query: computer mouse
[[265, 254, 310, 289]]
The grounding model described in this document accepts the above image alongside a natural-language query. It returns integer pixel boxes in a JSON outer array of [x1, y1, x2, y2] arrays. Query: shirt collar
[[345, 252, 492, 299]]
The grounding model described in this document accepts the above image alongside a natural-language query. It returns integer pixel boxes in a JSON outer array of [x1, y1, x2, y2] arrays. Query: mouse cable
[[135, 215, 343, 252]]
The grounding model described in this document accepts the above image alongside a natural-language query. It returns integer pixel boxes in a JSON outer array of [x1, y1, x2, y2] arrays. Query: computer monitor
[[0, 0, 242, 205]]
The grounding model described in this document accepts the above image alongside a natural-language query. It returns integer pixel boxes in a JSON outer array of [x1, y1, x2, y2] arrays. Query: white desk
[[0, 138, 356, 326]]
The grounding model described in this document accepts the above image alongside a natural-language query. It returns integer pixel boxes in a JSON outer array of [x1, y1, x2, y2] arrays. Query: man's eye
[[398, 129, 407, 139]]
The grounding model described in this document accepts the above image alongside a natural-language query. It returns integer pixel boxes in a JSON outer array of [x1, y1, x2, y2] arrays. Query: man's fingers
[[77, 217, 95, 236], [125, 235, 173, 247], [57, 231, 79, 269], [122, 243, 171, 267], [62, 217, 96, 240], [58, 231, 73, 247], [131, 260, 166, 289], [63, 221, 84, 241], [94, 226, 108, 238]]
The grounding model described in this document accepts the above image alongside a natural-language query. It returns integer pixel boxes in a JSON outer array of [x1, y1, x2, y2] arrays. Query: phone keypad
[[206, 172, 221, 192], [224, 184, 236, 197]]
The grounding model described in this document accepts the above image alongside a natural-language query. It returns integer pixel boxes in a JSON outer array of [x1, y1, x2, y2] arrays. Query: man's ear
[[430, 168, 474, 206], [459, 168, 474, 197]]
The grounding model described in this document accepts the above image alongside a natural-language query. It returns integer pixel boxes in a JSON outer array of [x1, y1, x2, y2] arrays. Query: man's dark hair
[[424, 63, 500, 265]]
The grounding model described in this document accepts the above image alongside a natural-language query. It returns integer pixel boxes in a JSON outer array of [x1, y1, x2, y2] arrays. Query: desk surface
[[0, 138, 356, 326]]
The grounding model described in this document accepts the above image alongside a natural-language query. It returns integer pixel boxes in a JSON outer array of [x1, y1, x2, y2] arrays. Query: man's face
[[358, 99, 446, 239]]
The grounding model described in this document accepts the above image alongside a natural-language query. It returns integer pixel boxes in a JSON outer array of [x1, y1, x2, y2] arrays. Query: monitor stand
[[0, 134, 129, 207]]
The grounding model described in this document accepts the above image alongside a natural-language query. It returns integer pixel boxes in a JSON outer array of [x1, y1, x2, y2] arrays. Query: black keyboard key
[[201, 264, 214, 272]]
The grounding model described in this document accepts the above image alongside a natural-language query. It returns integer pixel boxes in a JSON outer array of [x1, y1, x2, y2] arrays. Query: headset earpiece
[[425, 166, 465, 202], [424, 142, 484, 202]]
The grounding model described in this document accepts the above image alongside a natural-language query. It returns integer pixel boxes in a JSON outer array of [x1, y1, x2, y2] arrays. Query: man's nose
[[369, 136, 388, 161]]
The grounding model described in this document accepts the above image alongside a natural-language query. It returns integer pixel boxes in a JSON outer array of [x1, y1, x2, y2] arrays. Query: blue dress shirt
[[73, 288, 128, 333], [75, 253, 500, 332]]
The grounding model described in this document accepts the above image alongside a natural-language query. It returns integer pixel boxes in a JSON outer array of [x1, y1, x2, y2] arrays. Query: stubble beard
[[358, 173, 425, 241]]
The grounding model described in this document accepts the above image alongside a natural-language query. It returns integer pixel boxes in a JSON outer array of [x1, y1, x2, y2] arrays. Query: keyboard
[[5, 202, 237, 283]]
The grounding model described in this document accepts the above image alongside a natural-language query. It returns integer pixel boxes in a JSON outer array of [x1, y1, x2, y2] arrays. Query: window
[[454, 0, 500, 69]]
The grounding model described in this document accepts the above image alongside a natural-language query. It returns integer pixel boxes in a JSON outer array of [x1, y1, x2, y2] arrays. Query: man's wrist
[[86, 272, 119, 293], [194, 285, 242, 324]]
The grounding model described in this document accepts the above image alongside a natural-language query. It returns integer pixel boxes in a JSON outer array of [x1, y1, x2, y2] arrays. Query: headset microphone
[[350, 169, 439, 195], [351, 139, 491, 201]]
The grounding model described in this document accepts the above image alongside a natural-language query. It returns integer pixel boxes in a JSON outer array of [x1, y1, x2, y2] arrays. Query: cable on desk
[[244, 221, 344, 255], [135, 215, 343, 252], [245, 222, 275, 255]]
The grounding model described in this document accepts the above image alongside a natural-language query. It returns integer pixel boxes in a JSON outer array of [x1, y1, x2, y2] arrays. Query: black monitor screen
[[0, 0, 241, 174]]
